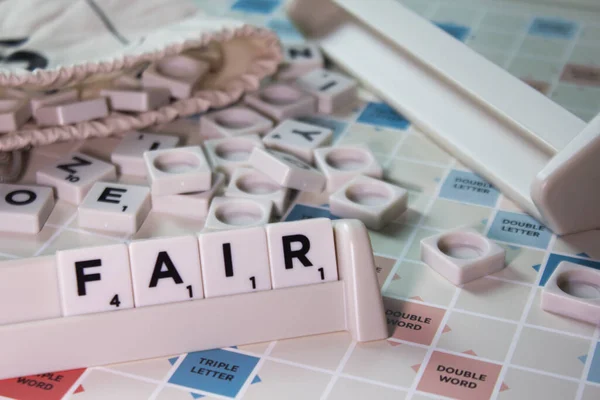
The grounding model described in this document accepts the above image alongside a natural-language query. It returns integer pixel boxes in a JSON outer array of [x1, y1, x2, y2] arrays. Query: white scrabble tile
[[314, 144, 383, 192], [204, 196, 272, 230], [296, 69, 357, 114], [421, 229, 506, 286], [152, 172, 225, 219], [225, 167, 289, 216], [101, 87, 171, 112], [36, 152, 117, 204], [144, 146, 212, 196], [249, 147, 325, 192], [78, 182, 151, 234], [262, 119, 333, 163], [129, 235, 204, 307], [142, 55, 209, 99], [0, 183, 55, 234], [0, 98, 32, 132], [200, 106, 274, 138], [278, 43, 324, 80], [244, 83, 316, 122], [30, 89, 79, 113], [35, 98, 109, 126], [266, 218, 338, 289], [56, 243, 134, 316], [112, 131, 180, 177], [199, 226, 272, 297], [330, 175, 408, 230], [203, 134, 264, 179], [0, 256, 62, 325]]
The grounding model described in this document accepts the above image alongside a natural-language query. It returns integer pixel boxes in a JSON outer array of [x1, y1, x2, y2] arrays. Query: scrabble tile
[[56, 243, 134, 316], [200, 106, 274, 138], [100, 87, 171, 112], [144, 146, 212, 196], [204, 196, 272, 230], [314, 144, 383, 192], [111, 131, 180, 177], [0, 256, 62, 325], [129, 235, 204, 307], [249, 147, 326, 192], [225, 167, 290, 216], [244, 83, 316, 121], [203, 134, 264, 178], [78, 182, 151, 234], [262, 119, 333, 163], [142, 55, 209, 99], [36, 152, 117, 204], [35, 98, 109, 126], [199, 226, 272, 297], [296, 69, 358, 114], [265, 218, 338, 289], [330, 175, 408, 230], [278, 43, 324, 80], [0, 183, 55, 234], [32, 139, 85, 158], [0, 98, 31, 132], [152, 172, 225, 219], [30, 89, 79, 113]]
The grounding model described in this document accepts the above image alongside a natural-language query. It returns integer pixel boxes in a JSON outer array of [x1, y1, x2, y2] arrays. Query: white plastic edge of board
[[287, 0, 600, 235], [0, 219, 388, 379]]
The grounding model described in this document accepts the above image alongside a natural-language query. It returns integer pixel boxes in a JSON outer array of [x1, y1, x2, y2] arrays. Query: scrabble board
[[0, 0, 599, 399]]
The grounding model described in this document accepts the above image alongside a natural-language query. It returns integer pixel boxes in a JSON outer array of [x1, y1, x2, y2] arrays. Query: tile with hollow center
[[330, 175, 408, 230], [0, 98, 31, 132], [79, 136, 122, 162], [541, 261, 600, 325], [100, 87, 171, 112], [249, 147, 325, 192], [32, 140, 85, 159], [36, 152, 117, 204], [200, 106, 274, 138], [314, 144, 383, 192], [78, 182, 151, 234], [204, 196, 272, 231], [262, 119, 333, 163], [421, 229, 506, 286], [144, 146, 212, 196], [56, 243, 134, 316], [0, 183, 55, 234], [152, 172, 225, 219], [198, 225, 272, 297], [265, 218, 337, 289], [203, 134, 264, 178], [112, 131, 180, 176], [244, 83, 316, 121], [278, 43, 324, 80], [129, 235, 204, 307], [30, 89, 79, 113], [225, 167, 290, 216], [142, 54, 209, 99], [35, 97, 109, 126], [295, 68, 357, 114]]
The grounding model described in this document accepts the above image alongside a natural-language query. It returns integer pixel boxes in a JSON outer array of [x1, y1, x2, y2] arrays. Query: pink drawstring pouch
[[0, 0, 281, 162]]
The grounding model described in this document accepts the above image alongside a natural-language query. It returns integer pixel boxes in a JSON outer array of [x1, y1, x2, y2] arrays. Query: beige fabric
[[0, 0, 282, 151]]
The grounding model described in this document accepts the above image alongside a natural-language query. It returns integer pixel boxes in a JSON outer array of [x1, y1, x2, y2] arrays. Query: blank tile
[[244, 83, 316, 121], [225, 167, 290, 216], [200, 106, 274, 138], [111, 131, 180, 177], [56, 243, 134, 316], [266, 218, 338, 289], [203, 134, 264, 178], [129, 235, 204, 307], [0, 183, 54, 234]]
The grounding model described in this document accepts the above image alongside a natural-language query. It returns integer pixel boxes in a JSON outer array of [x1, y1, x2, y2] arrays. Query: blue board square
[[487, 211, 551, 249], [169, 349, 259, 397], [539, 254, 600, 286], [284, 204, 340, 222], [439, 170, 500, 207], [588, 343, 600, 383], [267, 19, 304, 41], [434, 22, 470, 42], [231, 0, 281, 14], [528, 17, 578, 39], [357, 102, 410, 130]]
